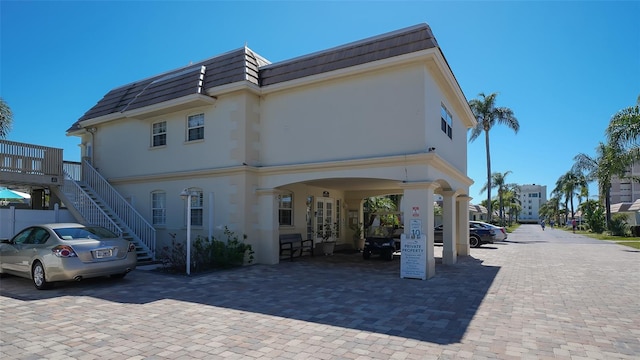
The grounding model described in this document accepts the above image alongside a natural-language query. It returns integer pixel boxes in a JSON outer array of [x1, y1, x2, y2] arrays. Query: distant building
[[609, 162, 640, 204], [518, 184, 547, 223]]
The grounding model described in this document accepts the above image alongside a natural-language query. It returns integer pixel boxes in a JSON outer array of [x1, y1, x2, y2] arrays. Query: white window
[[187, 113, 204, 141], [278, 193, 293, 226], [189, 190, 204, 226], [440, 104, 452, 139], [152, 121, 167, 147], [151, 191, 166, 225]]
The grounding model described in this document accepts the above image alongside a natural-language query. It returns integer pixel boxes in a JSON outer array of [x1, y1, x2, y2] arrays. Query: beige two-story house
[[66, 24, 476, 271]]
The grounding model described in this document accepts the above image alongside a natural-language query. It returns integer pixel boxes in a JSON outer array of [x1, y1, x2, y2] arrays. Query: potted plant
[[318, 218, 337, 255], [350, 222, 365, 251]]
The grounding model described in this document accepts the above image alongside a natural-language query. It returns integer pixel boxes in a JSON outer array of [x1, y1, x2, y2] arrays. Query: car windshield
[[54, 226, 118, 240]]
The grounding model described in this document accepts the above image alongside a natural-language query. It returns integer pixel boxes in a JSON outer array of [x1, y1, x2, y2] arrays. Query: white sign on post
[[400, 234, 427, 280]]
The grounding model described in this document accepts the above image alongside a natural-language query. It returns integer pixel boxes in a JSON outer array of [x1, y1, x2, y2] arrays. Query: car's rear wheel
[[470, 236, 481, 248], [110, 273, 128, 279], [32, 261, 51, 290]]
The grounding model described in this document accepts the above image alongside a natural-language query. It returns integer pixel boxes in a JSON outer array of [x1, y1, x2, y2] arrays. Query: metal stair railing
[[61, 169, 123, 237], [81, 160, 156, 259]]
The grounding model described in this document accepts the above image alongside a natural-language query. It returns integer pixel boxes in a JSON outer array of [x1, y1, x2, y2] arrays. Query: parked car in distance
[[0, 223, 137, 289], [434, 223, 495, 248], [470, 221, 508, 241]]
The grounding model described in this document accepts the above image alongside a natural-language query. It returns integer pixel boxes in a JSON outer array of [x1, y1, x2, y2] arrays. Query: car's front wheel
[[32, 261, 51, 290], [362, 250, 371, 260]]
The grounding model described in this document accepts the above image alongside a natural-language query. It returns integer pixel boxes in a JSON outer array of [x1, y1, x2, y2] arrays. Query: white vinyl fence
[[0, 205, 74, 240]]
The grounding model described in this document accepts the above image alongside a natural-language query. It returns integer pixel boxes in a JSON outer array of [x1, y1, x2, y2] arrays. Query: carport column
[[401, 181, 438, 279], [457, 195, 471, 256], [441, 191, 458, 265], [256, 189, 280, 265]]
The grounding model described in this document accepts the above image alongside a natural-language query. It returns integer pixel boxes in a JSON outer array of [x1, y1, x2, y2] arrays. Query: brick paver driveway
[[1, 224, 639, 359]]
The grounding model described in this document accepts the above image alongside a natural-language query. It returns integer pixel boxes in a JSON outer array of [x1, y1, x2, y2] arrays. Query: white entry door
[[315, 197, 334, 243]]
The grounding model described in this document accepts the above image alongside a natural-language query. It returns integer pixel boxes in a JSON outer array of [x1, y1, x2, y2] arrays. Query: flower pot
[[322, 241, 336, 255]]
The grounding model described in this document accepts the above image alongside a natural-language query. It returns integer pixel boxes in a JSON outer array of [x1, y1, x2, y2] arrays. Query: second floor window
[[440, 104, 453, 139], [152, 121, 167, 147], [187, 113, 204, 141], [151, 191, 166, 225]]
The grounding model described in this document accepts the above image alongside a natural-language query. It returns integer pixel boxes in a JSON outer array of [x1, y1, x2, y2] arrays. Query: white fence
[[0, 205, 75, 239]]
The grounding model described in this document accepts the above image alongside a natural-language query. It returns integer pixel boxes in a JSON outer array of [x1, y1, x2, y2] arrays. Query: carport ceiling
[[302, 178, 401, 191]]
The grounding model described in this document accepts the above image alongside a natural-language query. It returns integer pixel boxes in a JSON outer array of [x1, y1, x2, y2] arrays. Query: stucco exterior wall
[[423, 66, 468, 174], [259, 62, 468, 178], [91, 92, 261, 180], [109, 171, 259, 258], [260, 65, 427, 165]]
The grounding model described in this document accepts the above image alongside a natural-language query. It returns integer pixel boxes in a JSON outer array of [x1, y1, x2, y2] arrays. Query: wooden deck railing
[[0, 139, 63, 184]]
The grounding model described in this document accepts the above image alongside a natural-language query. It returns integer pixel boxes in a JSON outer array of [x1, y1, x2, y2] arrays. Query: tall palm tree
[[469, 92, 519, 222], [573, 142, 633, 228], [606, 96, 640, 149], [0, 97, 13, 138]]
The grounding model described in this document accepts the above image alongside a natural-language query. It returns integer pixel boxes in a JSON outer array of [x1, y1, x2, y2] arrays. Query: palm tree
[[0, 97, 13, 138], [551, 178, 570, 225], [554, 170, 587, 221], [480, 171, 513, 226], [540, 196, 561, 226], [469, 92, 519, 223], [502, 184, 521, 225], [606, 96, 640, 149], [573, 142, 633, 228], [575, 173, 589, 220]]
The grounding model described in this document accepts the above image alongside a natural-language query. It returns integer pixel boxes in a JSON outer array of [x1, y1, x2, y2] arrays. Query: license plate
[[94, 249, 113, 259]]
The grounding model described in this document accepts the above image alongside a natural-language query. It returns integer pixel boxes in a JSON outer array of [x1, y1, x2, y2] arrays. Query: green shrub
[[609, 214, 629, 237], [160, 226, 254, 273], [583, 202, 606, 234]]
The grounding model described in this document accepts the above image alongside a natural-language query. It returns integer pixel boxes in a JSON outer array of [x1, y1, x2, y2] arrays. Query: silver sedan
[[0, 223, 137, 289]]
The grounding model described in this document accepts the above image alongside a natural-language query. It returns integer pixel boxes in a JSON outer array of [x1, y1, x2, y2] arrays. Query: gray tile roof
[[259, 23, 438, 86], [70, 23, 441, 131]]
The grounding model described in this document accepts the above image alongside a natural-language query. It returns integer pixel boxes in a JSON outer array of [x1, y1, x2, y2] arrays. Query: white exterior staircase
[[56, 160, 156, 264]]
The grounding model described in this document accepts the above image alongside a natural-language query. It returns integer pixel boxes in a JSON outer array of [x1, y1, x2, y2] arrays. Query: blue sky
[[1, 1, 639, 202]]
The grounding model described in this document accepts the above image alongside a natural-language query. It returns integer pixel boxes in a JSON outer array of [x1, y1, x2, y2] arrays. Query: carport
[[253, 152, 473, 279]]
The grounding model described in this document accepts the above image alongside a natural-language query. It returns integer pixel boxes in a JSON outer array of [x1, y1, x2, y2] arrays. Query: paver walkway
[[1, 225, 639, 359]]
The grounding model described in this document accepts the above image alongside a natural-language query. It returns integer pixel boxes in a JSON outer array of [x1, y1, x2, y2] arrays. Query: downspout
[[85, 127, 97, 165]]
